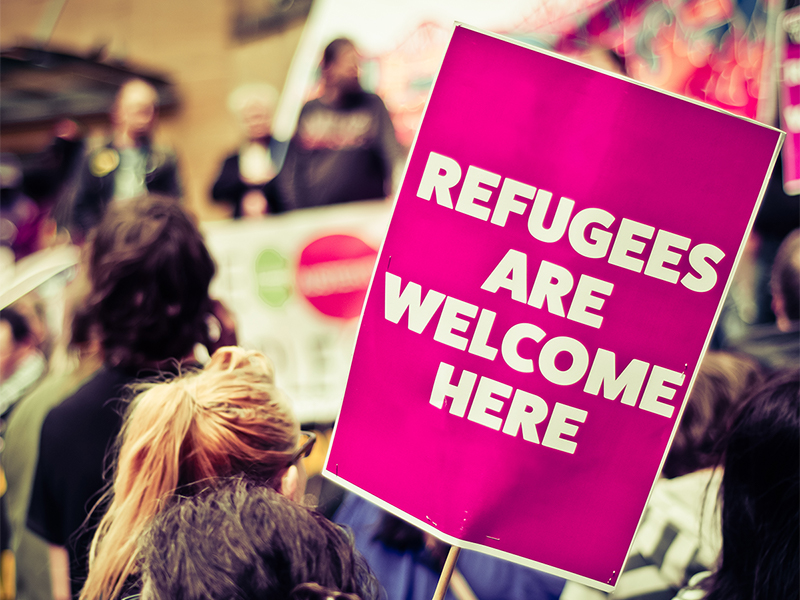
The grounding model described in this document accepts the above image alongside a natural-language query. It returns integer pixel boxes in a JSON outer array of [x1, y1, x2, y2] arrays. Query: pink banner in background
[[780, 7, 800, 195], [325, 25, 782, 590]]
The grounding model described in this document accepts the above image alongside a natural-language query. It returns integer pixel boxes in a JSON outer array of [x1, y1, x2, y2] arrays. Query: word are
[[483, 249, 613, 329], [386, 272, 686, 419], [430, 361, 588, 454], [416, 151, 724, 293]]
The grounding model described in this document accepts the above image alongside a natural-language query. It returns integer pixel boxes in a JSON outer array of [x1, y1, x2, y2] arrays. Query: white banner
[[202, 201, 391, 422]]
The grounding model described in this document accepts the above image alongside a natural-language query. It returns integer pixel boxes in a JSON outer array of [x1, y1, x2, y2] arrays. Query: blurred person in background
[[749, 159, 800, 325], [1, 463, 15, 600], [4, 301, 102, 600], [27, 196, 215, 600], [560, 351, 763, 600], [726, 228, 799, 372], [24, 119, 86, 248], [334, 492, 566, 600], [0, 306, 48, 425], [138, 477, 381, 600], [211, 83, 286, 217], [66, 79, 181, 241], [80, 346, 312, 600], [276, 37, 405, 211], [659, 352, 763, 480], [0, 155, 46, 261], [674, 370, 798, 600]]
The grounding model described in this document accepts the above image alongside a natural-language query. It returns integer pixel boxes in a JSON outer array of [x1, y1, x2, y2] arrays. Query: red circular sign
[[297, 234, 378, 319]]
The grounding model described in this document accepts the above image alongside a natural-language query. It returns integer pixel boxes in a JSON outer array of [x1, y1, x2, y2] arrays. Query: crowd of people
[[1, 36, 402, 262], [0, 35, 798, 600]]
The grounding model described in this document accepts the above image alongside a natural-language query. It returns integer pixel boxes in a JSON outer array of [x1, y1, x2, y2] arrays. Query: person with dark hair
[[560, 351, 763, 600], [4, 299, 102, 600], [0, 305, 47, 420], [27, 195, 215, 600], [661, 351, 762, 479], [727, 228, 800, 371], [770, 228, 800, 328], [67, 79, 181, 240], [276, 37, 405, 210], [80, 346, 307, 600], [675, 369, 799, 600], [0, 153, 47, 259], [139, 478, 381, 600], [23, 118, 87, 246]]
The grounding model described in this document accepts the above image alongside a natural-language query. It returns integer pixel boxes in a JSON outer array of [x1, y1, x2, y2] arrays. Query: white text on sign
[[417, 151, 725, 293]]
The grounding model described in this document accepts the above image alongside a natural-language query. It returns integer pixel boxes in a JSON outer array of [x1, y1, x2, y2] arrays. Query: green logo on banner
[[255, 249, 292, 307]]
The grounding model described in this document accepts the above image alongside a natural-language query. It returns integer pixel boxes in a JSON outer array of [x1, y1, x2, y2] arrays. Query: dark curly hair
[[662, 351, 762, 479], [321, 37, 356, 69], [701, 369, 799, 600], [140, 478, 382, 600], [83, 195, 214, 367]]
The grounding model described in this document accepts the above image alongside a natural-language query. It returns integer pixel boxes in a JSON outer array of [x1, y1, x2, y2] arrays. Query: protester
[[727, 228, 799, 371], [674, 369, 799, 600], [276, 37, 404, 210], [0, 154, 46, 260], [335, 494, 565, 600], [27, 196, 215, 600], [661, 351, 762, 479], [211, 83, 286, 217], [138, 477, 380, 600], [0, 306, 47, 422], [79, 346, 312, 600], [749, 158, 800, 325], [0, 463, 14, 600], [560, 351, 763, 600], [67, 79, 181, 240], [4, 303, 101, 600], [24, 118, 86, 245]]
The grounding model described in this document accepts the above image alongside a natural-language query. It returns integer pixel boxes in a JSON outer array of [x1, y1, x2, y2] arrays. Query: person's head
[[140, 478, 380, 600], [0, 306, 33, 382], [771, 229, 800, 331], [84, 194, 214, 368], [228, 83, 278, 141], [82, 346, 309, 600], [321, 38, 361, 95], [703, 369, 799, 600], [662, 351, 762, 479], [112, 78, 159, 145]]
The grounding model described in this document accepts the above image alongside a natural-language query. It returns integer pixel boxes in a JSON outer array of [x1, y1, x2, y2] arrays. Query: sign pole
[[432, 546, 461, 600]]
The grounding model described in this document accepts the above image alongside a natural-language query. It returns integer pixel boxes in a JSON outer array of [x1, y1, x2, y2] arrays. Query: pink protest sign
[[324, 25, 783, 590]]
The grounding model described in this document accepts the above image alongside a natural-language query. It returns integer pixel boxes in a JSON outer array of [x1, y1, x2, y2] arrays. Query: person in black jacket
[[67, 79, 181, 241], [211, 83, 286, 217], [28, 196, 215, 600], [276, 38, 405, 211]]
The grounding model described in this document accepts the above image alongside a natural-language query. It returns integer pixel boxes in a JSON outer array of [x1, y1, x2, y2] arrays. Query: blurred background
[[2, 0, 793, 219], [0, 0, 797, 436], [1, 0, 307, 221]]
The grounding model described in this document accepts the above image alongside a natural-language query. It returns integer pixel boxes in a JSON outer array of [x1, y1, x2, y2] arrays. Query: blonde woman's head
[[82, 346, 302, 600]]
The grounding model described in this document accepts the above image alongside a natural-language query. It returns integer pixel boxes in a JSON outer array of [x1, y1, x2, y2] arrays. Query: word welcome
[[385, 272, 686, 422]]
